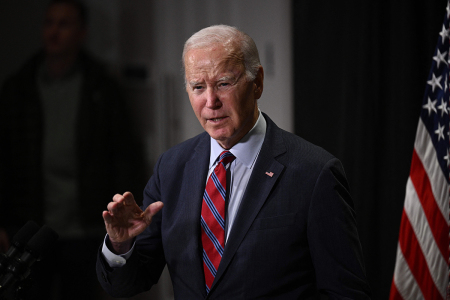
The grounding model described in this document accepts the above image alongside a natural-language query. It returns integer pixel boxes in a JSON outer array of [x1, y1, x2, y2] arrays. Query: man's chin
[[208, 133, 230, 147], [206, 127, 228, 139]]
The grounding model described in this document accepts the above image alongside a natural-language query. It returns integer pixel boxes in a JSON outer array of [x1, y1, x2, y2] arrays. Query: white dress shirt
[[102, 111, 266, 267], [208, 111, 266, 241]]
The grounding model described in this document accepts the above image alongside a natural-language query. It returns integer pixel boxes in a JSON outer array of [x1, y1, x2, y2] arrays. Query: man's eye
[[219, 82, 230, 87]]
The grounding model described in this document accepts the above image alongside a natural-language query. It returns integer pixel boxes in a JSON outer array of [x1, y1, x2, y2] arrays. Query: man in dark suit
[[97, 25, 371, 299]]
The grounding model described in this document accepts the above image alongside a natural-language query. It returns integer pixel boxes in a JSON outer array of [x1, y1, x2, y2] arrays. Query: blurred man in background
[[0, 0, 146, 299]]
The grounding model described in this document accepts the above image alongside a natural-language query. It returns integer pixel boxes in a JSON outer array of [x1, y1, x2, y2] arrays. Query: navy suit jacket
[[97, 113, 371, 299]]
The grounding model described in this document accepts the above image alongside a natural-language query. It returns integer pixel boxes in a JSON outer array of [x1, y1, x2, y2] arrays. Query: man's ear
[[254, 66, 264, 99]]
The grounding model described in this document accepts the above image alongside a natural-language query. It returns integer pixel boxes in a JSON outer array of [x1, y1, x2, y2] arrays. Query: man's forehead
[[185, 47, 244, 78], [186, 42, 244, 64], [185, 64, 243, 85]]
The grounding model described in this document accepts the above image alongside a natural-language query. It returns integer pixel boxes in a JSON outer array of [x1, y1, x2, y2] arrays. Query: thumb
[[142, 201, 164, 225]]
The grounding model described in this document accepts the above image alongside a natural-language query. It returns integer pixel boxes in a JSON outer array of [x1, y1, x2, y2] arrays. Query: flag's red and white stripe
[[390, 2, 450, 299], [391, 120, 449, 300]]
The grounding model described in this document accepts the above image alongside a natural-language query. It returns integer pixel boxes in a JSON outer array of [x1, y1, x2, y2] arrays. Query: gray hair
[[182, 25, 261, 81]]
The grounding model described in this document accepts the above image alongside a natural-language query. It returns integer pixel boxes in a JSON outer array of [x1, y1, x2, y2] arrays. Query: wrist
[[106, 235, 133, 254]]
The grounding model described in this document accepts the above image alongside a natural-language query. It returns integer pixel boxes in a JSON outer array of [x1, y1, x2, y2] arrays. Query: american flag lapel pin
[[265, 171, 274, 177]]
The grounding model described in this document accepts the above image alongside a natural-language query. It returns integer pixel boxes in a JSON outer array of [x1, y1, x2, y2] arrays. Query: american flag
[[390, 2, 450, 299]]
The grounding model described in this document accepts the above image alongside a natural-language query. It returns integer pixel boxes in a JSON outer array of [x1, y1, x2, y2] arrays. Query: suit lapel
[[181, 133, 210, 297], [211, 115, 286, 292]]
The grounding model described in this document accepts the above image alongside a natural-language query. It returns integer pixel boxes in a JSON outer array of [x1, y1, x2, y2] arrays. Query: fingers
[[142, 201, 164, 225], [103, 193, 161, 230], [107, 200, 121, 216], [102, 210, 113, 224], [122, 192, 135, 205], [148, 201, 164, 215], [111, 192, 134, 204], [108, 192, 136, 216]]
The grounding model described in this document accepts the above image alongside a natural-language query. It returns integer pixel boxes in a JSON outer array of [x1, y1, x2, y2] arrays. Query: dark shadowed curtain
[[293, 0, 448, 298]]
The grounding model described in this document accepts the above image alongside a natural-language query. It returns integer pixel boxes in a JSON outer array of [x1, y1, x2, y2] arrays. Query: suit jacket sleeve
[[308, 158, 370, 299], [96, 153, 166, 298]]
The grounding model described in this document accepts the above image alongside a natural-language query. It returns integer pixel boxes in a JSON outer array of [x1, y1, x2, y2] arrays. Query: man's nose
[[205, 88, 221, 109]]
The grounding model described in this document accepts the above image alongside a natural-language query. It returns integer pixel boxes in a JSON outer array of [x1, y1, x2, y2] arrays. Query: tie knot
[[218, 151, 235, 165]]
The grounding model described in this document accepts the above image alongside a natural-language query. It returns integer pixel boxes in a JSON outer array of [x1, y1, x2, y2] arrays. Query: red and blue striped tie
[[201, 150, 235, 293]]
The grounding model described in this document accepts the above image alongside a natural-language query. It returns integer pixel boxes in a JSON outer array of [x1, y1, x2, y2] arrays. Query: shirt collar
[[209, 110, 267, 169]]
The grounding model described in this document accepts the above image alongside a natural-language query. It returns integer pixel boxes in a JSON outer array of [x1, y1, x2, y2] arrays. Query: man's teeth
[[211, 118, 223, 121]]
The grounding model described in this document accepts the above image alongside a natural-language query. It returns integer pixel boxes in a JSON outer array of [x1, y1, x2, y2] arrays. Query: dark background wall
[[293, 1, 448, 298]]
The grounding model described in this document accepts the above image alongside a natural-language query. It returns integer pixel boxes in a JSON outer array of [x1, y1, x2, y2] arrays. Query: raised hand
[[102, 191, 163, 253]]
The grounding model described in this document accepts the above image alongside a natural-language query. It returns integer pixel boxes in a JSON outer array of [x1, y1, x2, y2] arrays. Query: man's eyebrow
[[218, 75, 237, 82], [188, 80, 203, 87], [188, 74, 239, 87]]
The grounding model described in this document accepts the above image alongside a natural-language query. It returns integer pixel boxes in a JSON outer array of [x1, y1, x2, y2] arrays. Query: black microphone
[[0, 225, 58, 294], [0, 221, 40, 277]]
